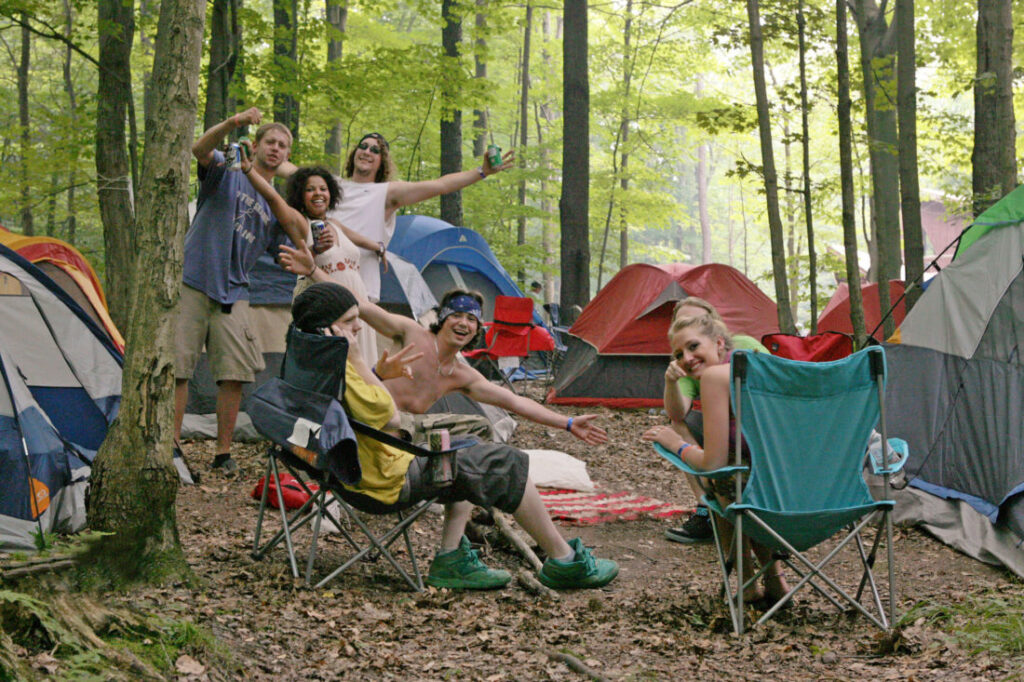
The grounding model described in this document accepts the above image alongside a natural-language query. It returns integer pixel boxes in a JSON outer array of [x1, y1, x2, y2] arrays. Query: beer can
[[228, 142, 243, 171], [427, 428, 451, 452], [310, 220, 326, 252], [486, 144, 502, 169]]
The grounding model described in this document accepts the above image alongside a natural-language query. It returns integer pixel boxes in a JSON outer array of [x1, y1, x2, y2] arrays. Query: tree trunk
[[516, 1, 532, 286], [850, 0, 899, 338], [96, 0, 136, 330], [696, 144, 710, 264], [798, 2, 818, 332], [971, 0, 1016, 217], [472, 0, 488, 157], [746, 0, 795, 334], [538, 11, 555, 303], [440, 0, 464, 226], [897, 0, 923, 310], [837, 0, 867, 347], [618, 0, 633, 271], [323, 0, 348, 170], [560, 0, 590, 314], [273, 0, 300, 141], [18, 18, 32, 236], [203, 0, 240, 132], [87, 0, 205, 580], [63, 0, 77, 245]]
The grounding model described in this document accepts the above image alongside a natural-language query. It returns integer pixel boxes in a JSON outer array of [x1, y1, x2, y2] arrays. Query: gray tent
[[885, 184, 1024, 576]]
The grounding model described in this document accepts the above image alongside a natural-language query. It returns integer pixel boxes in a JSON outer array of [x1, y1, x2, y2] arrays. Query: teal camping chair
[[655, 348, 907, 634]]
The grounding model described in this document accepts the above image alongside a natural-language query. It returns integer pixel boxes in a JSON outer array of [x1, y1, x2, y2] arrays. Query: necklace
[[434, 338, 457, 377]]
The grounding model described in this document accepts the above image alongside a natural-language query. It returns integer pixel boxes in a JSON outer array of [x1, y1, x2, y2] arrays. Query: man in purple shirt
[[174, 108, 305, 472]]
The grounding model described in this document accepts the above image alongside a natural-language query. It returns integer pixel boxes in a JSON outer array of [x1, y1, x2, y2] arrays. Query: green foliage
[[901, 588, 1024, 656], [0, 0, 1022, 320]]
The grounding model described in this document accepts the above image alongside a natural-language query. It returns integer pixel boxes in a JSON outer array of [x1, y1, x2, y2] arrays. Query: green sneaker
[[537, 538, 619, 590], [426, 537, 512, 590]]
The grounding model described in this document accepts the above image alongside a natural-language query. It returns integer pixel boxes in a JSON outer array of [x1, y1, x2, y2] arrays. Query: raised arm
[[239, 143, 308, 247], [278, 241, 420, 340], [463, 373, 608, 445], [193, 107, 261, 168], [329, 219, 386, 260], [663, 360, 694, 425], [386, 150, 515, 210]]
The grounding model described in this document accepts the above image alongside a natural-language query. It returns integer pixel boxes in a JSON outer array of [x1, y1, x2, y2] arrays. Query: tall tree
[[323, 0, 348, 170], [837, 0, 866, 347], [88, 0, 205, 577], [472, 0, 488, 157], [849, 0, 899, 338], [17, 17, 32, 235], [896, 0, 923, 310], [746, 0, 795, 334], [273, 0, 299, 140], [797, 2, 818, 331], [62, 0, 78, 245], [203, 0, 241, 132], [96, 0, 137, 329], [516, 1, 532, 286], [560, 0, 590, 314], [440, 0, 464, 226], [971, 0, 1016, 217]]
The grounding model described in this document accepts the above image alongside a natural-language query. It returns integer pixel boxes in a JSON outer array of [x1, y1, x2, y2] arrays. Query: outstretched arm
[[463, 373, 608, 445], [193, 107, 261, 168], [386, 150, 515, 210], [329, 218, 387, 268], [278, 241, 419, 340]]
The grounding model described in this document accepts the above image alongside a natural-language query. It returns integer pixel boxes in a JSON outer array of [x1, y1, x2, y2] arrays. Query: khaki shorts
[[397, 411, 494, 446], [175, 284, 265, 383]]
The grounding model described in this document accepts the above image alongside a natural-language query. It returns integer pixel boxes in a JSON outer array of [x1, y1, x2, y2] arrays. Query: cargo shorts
[[175, 284, 265, 383]]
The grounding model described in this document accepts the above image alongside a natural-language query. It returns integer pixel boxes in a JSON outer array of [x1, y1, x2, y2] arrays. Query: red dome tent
[[546, 263, 778, 408], [817, 279, 905, 343]]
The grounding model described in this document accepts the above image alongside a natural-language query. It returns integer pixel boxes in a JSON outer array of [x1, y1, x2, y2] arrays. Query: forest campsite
[[1, 0, 1024, 680]]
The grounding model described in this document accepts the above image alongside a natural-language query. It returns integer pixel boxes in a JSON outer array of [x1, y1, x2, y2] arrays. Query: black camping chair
[[249, 324, 463, 591]]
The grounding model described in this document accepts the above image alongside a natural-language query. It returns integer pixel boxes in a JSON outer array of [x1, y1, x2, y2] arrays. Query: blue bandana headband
[[438, 295, 483, 324]]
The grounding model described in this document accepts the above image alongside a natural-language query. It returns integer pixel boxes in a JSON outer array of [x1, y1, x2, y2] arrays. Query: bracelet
[[477, 167, 486, 180], [565, 417, 574, 432], [305, 265, 316, 277], [377, 241, 386, 256], [676, 443, 694, 459], [372, 366, 381, 380]]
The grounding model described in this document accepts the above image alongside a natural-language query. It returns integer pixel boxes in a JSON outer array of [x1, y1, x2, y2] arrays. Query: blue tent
[[389, 215, 542, 324], [0, 244, 123, 547]]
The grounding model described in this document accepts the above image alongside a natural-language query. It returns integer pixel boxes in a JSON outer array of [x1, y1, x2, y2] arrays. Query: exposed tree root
[[542, 648, 611, 682]]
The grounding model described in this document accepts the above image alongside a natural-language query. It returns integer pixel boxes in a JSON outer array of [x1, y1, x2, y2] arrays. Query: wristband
[[565, 417, 574, 432], [372, 366, 381, 380], [377, 241, 386, 256], [676, 443, 694, 459], [477, 167, 486, 180]]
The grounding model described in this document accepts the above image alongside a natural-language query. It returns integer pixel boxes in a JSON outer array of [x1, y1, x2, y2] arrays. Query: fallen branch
[[542, 649, 610, 682], [491, 509, 543, 571], [1, 559, 76, 579], [516, 569, 560, 600]]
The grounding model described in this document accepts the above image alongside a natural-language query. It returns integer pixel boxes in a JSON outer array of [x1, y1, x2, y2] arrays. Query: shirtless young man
[[279, 243, 608, 447]]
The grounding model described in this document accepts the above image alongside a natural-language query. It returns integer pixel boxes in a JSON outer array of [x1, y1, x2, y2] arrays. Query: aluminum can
[[486, 144, 502, 169], [427, 428, 451, 452], [228, 142, 243, 171], [310, 220, 327, 253]]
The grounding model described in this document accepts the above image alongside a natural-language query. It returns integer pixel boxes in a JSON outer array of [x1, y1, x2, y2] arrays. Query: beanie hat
[[292, 282, 357, 333]]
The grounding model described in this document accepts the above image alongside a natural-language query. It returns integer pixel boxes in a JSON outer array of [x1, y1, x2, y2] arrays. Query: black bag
[[249, 377, 361, 485]]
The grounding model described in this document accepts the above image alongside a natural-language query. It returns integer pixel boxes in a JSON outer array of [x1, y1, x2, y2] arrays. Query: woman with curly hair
[[240, 156, 382, 366]]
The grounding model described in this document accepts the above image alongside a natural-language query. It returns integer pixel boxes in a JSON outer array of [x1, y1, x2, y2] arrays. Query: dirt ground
[[138, 380, 1023, 681]]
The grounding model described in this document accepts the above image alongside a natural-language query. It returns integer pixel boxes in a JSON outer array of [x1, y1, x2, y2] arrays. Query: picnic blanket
[[540, 489, 691, 526]]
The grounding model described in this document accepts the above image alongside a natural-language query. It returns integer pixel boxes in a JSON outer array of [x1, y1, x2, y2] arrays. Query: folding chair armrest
[[653, 443, 749, 479], [868, 437, 909, 475], [349, 418, 472, 458]]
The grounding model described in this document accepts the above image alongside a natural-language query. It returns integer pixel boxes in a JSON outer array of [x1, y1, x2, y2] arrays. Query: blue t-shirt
[[183, 149, 280, 304]]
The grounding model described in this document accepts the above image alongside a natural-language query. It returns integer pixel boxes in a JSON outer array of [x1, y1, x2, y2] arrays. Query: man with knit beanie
[[291, 281, 618, 591]]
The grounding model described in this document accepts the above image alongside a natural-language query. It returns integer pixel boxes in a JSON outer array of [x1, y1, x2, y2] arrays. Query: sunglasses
[[357, 141, 381, 155]]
